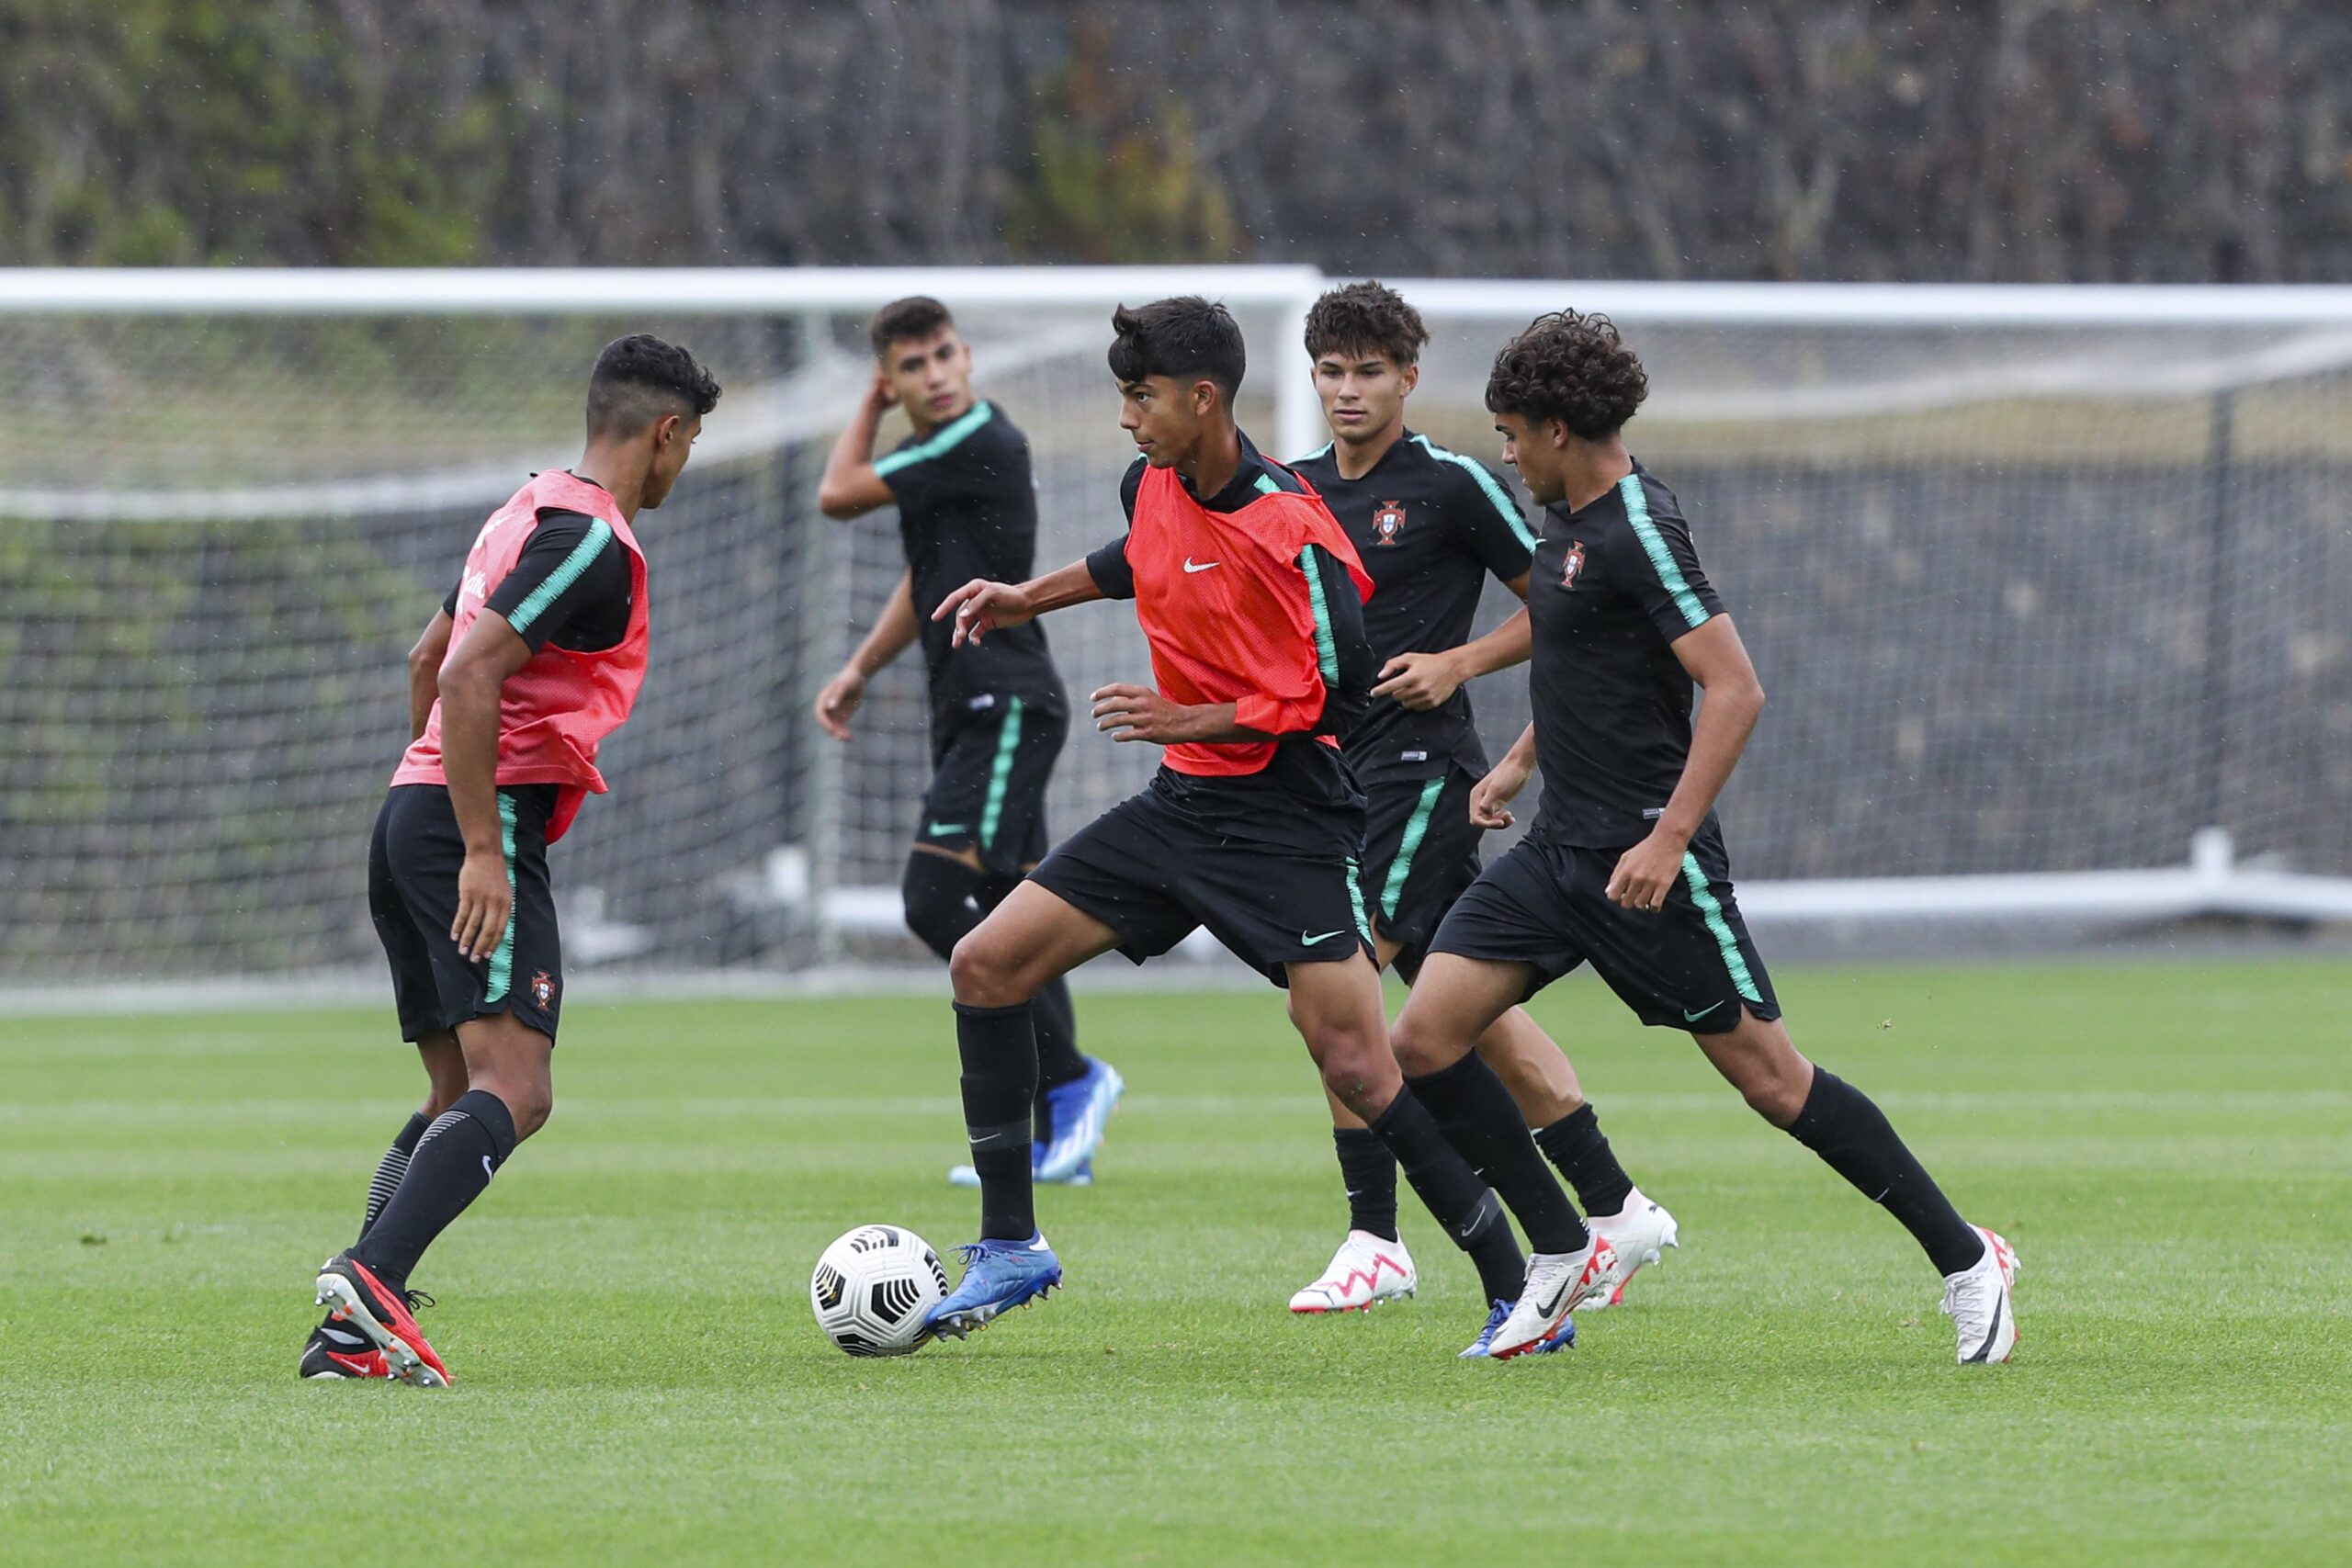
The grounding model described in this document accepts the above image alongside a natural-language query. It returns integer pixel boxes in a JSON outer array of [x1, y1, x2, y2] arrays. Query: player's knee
[[947, 929, 1029, 1009], [901, 863, 976, 961], [1387, 1008, 1462, 1079], [509, 1088, 554, 1142]]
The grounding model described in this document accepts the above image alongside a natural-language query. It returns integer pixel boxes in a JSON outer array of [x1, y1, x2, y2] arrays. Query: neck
[[572, 439, 647, 522], [1332, 413, 1405, 481], [1558, 434, 1634, 513], [905, 393, 972, 441], [1179, 420, 1244, 496]]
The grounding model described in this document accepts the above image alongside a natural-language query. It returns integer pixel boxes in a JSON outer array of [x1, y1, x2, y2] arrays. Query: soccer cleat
[[924, 1233, 1062, 1338], [299, 1325, 389, 1380], [1036, 1058, 1124, 1183], [1577, 1186, 1679, 1313], [1289, 1230, 1417, 1314], [1460, 1298, 1576, 1359], [1942, 1225, 2020, 1365], [947, 1151, 1093, 1188], [313, 1253, 451, 1388], [1487, 1235, 1616, 1360]]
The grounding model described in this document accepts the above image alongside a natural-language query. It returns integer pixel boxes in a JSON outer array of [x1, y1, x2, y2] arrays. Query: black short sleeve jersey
[[1525, 465, 1728, 849], [1290, 431, 1537, 784], [876, 400, 1063, 715], [443, 505, 632, 654]]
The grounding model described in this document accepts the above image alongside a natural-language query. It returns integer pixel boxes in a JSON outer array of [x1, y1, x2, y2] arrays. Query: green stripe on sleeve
[[1412, 434, 1539, 553], [1680, 852, 1762, 1004], [872, 400, 995, 478], [1622, 474, 1710, 628], [1252, 471, 1283, 495], [483, 792, 520, 1003], [1298, 546, 1340, 684], [507, 517, 615, 636], [1379, 776, 1449, 919], [978, 698, 1024, 851]]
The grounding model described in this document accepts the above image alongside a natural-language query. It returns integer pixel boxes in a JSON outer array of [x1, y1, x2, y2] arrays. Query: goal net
[[3, 270, 2347, 985]]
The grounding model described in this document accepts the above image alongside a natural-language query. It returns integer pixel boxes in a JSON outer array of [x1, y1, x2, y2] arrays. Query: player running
[[1285, 282, 1674, 1319], [924, 298, 1610, 1358], [813, 297, 1120, 1188], [301, 335, 720, 1385], [1395, 310, 2019, 1365]]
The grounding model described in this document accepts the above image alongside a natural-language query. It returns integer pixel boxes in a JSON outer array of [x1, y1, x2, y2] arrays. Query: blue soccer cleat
[[1460, 1298, 1577, 1359], [925, 1233, 1063, 1338], [1036, 1058, 1124, 1183], [946, 1150, 1093, 1188]]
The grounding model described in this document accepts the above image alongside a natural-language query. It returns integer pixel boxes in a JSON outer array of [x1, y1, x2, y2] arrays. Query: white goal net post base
[[7, 265, 2351, 983]]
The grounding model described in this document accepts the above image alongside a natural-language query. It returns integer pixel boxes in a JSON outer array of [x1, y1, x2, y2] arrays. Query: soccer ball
[[810, 1224, 950, 1356]]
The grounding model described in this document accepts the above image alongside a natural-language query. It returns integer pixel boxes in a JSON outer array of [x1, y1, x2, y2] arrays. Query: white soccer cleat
[[1577, 1185, 1679, 1312], [1288, 1230, 1418, 1314], [1487, 1235, 1615, 1359], [1942, 1224, 2019, 1365]]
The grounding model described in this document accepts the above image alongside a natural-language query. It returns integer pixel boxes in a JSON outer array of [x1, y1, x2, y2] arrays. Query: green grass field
[[4, 959, 2348, 1565]]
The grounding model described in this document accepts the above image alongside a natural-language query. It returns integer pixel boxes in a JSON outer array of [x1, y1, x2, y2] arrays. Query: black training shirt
[[444, 501, 632, 654], [876, 400, 1063, 716], [1291, 430, 1536, 785], [1525, 464, 1728, 849]]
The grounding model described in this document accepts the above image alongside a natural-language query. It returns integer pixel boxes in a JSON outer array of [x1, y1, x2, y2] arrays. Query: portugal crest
[[531, 970, 557, 1009], [1371, 499, 1408, 546], [1560, 540, 1588, 590]]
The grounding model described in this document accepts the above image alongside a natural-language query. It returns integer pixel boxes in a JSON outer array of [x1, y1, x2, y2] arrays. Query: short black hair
[[870, 296, 956, 358], [586, 333, 721, 439], [1107, 297, 1245, 405], [1305, 280, 1430, 367], [1484, 311, 1647, 439]]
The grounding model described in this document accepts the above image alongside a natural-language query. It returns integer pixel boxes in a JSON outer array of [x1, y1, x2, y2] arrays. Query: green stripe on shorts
[[1679, 852, 1761, 1004], [484, 791, 520, 1004], [978, 697, 1025, 851], [1380, 776, 1448, 920]]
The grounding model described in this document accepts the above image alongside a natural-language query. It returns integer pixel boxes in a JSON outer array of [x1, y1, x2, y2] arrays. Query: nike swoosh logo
[[1536, 1275, 1572, 1317], [1183, 558, 1220, 573], [482, 1156, 495, 1180], [927, 822, 967, 836], [1300, 930, 1347, 945], [1682, 1001, 1725, 1023]]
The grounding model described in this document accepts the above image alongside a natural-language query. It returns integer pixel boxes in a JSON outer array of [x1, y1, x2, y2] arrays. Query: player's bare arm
[[1469, 722, 1537, 829], [435, 613, 537, 961], [814, 369, 901, 519], [933, 558, 1104, 646], [1090, 684, 1272, 746], [406, 608, 454, 741], [1373, 575, 1533, 711], [1603, 616, 1766, 912], [815, 570, 920, 741]]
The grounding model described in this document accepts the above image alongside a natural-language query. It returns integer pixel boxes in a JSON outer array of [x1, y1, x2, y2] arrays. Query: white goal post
[[4, 265, 2348, 987]]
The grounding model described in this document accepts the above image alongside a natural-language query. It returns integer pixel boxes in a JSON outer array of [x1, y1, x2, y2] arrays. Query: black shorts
[[917, 693, 1067, 878], [1427, 823, 1780, 1033], [1360, 768, 1485, 980], [368, 783, 564, 1044], [1028, 784, 1374, 987]]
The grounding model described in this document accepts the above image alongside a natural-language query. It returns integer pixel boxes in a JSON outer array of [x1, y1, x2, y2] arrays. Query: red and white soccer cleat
[[1577, 1186, 1679, 1312], [314, 1253, 451, 1388], [1288, 1230, 1418, 1314], [1942, 1225, 2019, 1365], [1487, 1235, 1616, 1359], [299, 1324, 390, 1380]]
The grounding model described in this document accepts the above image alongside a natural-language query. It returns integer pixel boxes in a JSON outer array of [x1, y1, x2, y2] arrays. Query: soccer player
[[1285, 282, 1675, 1317], [813, 297, 1121, 1186], [1396, 310, 2020, 1364], [924, 298, 1606, 1358], [300, 335, 721, 1385]]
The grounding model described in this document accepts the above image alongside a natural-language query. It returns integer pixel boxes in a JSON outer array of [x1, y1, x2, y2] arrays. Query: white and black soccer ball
[[810, 1224, 950, 1357]]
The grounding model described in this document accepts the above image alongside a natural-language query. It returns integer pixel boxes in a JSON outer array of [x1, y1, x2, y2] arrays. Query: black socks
[[1332, 1127, 1400, 1242], [1366, 1087, 1524, 1303], [357, 1110, 431, 1245], [1533, 1104, 1635, 1219], [352, 1089, 517, 1292], [1788, 1067, 1984, 1276], [955, 1001, 1037, 1241], [1407, 1053, 1589, 1256], [906, 852, 1087, 1129]]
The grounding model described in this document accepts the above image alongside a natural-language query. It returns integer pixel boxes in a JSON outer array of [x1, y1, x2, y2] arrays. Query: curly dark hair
[[1108, 297, 1246, 404], [869, 296, 955, 357], [1304, 280, 1430, 367], [586, 333, 722, 437], [1483, 311, 1647, 438]]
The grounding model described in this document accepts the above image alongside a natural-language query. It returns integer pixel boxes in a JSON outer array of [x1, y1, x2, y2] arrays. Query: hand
[[1468, 755, 1532, 829], [813, 664, 867, 741], [1371, 649, 1467, 712], [451, 849, 513, 963], [1091, 682, 1198, 744], [933, 579, 1035, 646], [1605, 827, 1689, 913], [866, 367, 899, 415]]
